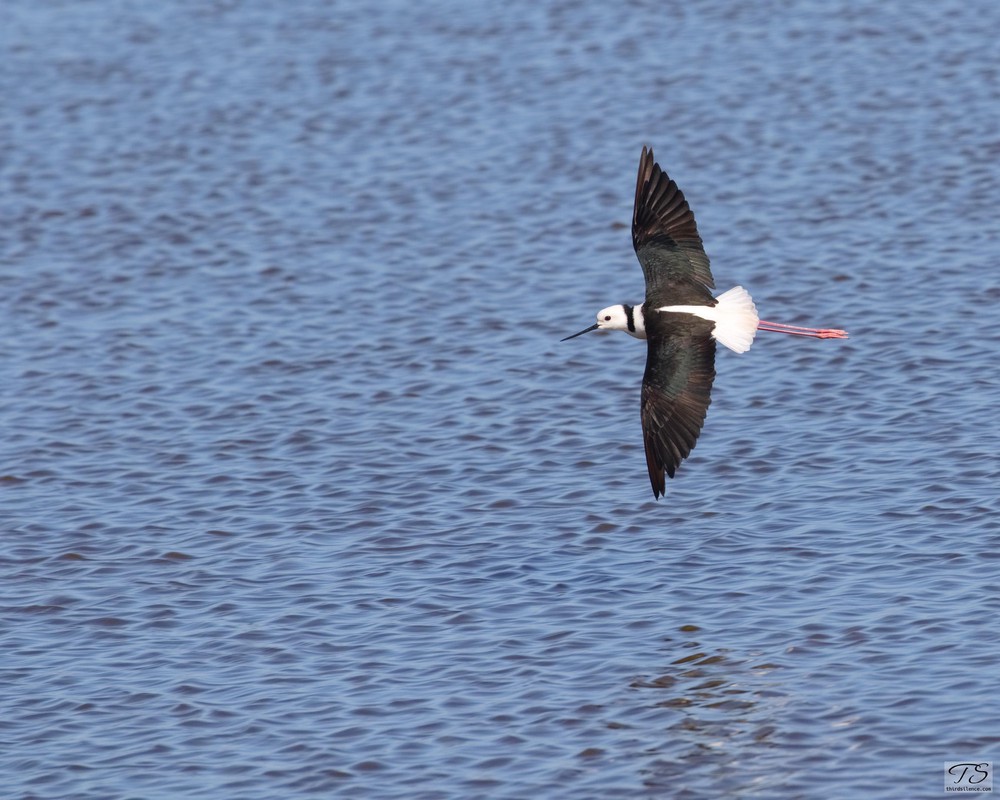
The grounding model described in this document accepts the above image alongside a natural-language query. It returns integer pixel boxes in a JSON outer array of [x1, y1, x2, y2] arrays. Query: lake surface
[[2, 1, 999, 798]]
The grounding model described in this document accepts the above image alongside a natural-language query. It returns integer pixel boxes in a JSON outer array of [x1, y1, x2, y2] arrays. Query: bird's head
[[594, 304, 631, 331], [561, 304, 632, 341]]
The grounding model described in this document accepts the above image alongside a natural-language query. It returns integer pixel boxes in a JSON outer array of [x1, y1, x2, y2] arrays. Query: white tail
[[711, 286, 759, 353]]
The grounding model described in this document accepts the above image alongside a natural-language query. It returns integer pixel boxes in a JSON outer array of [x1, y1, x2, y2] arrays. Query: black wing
[[640, 311, 716, 498], [632, 146, 715, 307]]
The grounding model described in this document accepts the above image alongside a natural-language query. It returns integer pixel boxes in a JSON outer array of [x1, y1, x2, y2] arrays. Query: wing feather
[[640, 312, 716, 498], [632, 146, 715, 307]]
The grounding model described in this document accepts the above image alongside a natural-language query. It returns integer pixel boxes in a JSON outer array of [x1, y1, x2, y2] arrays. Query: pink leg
[[758, 320, 849, 339]]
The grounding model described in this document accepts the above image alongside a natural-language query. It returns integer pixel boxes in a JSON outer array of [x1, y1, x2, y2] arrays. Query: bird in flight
[[562, 146, 847, 498]]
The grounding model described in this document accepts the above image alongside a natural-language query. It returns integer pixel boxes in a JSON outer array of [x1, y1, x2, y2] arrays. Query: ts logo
[[945, 761, 992, 791]]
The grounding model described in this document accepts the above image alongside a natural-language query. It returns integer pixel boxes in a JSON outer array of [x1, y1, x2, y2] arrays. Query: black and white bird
[[562, 146, 847, 498]]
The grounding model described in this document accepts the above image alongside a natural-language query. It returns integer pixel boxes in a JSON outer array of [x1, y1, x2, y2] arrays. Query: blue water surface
[[2, 1, 999, 798]]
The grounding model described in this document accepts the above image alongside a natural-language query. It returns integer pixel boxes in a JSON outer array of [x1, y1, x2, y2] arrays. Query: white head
[[561, 303, 645, 341], [597, 303, 631, 331]]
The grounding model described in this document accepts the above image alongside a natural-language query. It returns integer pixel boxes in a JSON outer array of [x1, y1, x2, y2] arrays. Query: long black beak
[[560, 323, 599, 342]]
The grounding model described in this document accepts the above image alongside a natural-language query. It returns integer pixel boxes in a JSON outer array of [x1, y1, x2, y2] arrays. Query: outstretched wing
[[640, 312, 716, 498], [632, 146, 715, 307]]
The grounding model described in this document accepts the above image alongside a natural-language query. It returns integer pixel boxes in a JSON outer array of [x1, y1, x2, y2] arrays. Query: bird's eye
[[604, 315, 612, 321]]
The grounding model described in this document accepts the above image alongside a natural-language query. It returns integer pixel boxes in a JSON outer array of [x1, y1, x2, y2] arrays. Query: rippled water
[[3, 1, 999, 798]]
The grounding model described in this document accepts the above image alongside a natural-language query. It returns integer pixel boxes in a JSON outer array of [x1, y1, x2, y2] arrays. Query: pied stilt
[[562, 146, 847, 498]]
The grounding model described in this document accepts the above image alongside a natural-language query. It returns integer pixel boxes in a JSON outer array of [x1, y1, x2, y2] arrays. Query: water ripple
[[3, 0, 1000, 798]]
